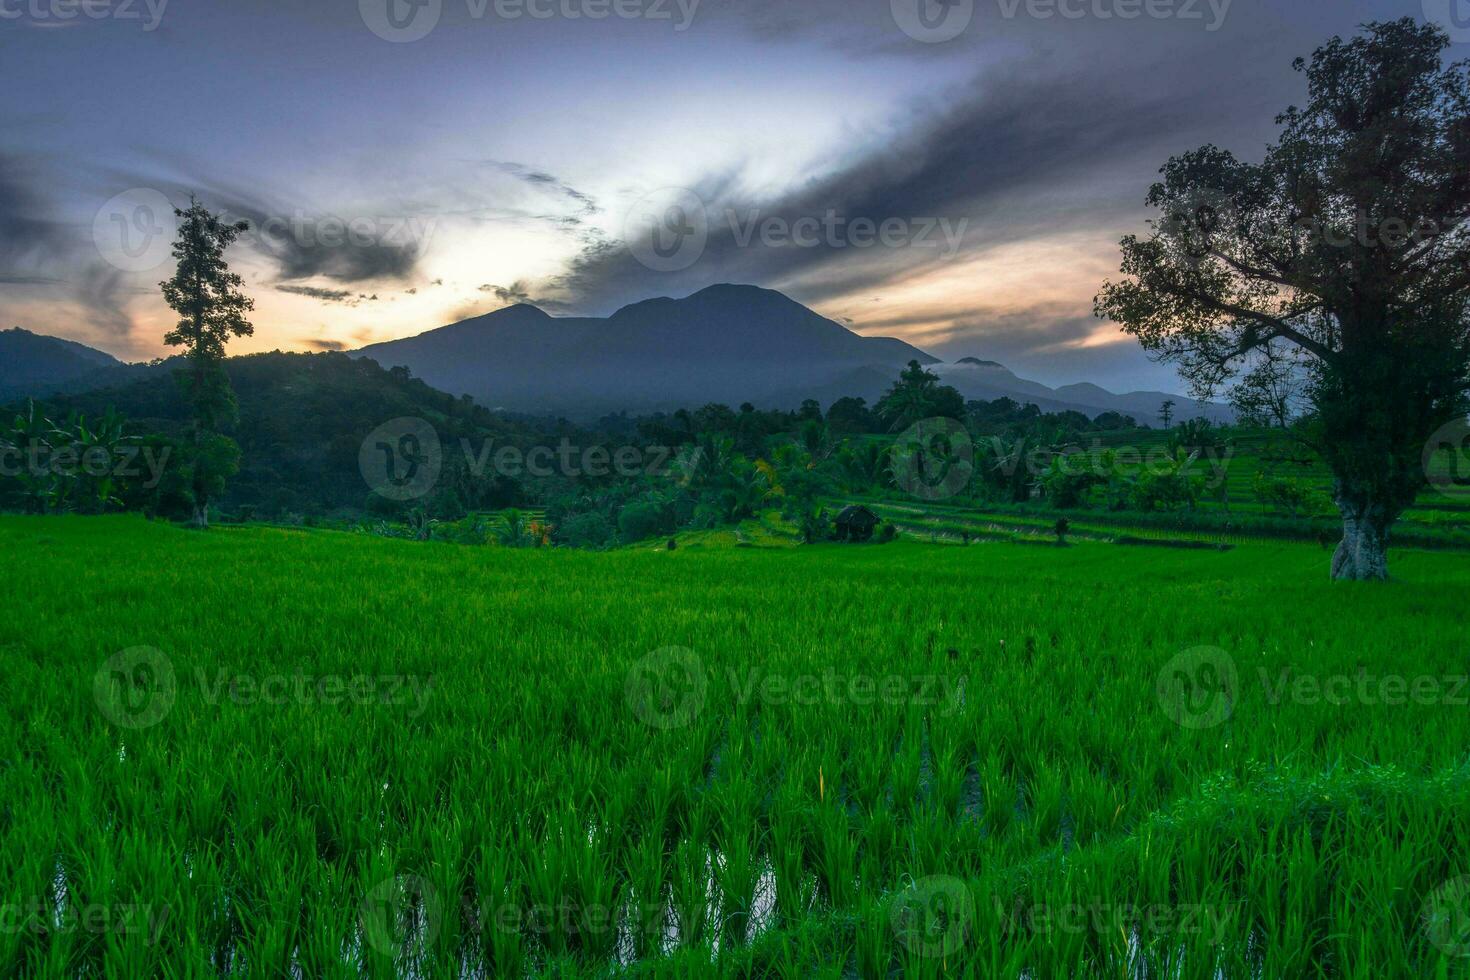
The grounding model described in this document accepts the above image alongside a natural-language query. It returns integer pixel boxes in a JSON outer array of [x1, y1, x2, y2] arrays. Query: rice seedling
[[2, 514, 1469, 976]]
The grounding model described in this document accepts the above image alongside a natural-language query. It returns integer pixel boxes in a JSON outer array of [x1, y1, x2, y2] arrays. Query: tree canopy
[[1096, 18, 1470, 580]]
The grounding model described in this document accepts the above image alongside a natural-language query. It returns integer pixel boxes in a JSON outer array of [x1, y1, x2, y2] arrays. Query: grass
[[2, 516, 1469, 977]]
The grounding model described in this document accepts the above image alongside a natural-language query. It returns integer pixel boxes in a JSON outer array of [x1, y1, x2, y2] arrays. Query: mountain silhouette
[[352, 284, 1228, 421], [0, 327, 126, 402], [352, 284, 937, 415]]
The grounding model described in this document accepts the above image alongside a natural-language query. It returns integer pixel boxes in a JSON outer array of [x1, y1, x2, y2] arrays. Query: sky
[[1, 0, 1462, 393]]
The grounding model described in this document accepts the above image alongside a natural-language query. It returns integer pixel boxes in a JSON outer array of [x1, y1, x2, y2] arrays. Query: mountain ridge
[[3, 286, 1230, 422], [352, 283, 1230, 421]]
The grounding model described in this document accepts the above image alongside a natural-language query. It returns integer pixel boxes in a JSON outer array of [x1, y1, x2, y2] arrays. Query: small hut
[[834, 505, 879, 542]]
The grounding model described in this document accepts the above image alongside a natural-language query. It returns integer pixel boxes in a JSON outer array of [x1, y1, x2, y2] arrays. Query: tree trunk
[[1330, 496, 1392, 581], [190, 498, 209, 529]]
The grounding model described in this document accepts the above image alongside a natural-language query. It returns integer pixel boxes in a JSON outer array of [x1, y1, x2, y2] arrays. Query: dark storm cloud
[[479, 281, 533, 304], [550, 43, 1255, 315], [0, 156, 71, 276], [276, 284, 386, 310], [0, 158, 145, 340], [72, 262, 137, 339], [494, 162, 601, 217], [138, 181, 429, 285]]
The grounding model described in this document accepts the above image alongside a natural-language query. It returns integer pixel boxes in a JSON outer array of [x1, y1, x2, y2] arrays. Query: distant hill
[[353, 284, 1229, 422], [26, 351, 538, 516], [353, 284, 938, 417], [932, 361, 1231, 424], [0, 327, 132, 402]]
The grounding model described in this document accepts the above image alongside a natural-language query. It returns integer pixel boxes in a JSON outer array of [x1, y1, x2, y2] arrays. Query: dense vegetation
[[7, 353, 1467, 558]]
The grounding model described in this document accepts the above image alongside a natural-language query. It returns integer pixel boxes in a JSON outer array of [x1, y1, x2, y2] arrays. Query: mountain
[[932, 361, 1231, 424], [0, 327, 128, 402], [353, 284, 1229, 422], [353, 284, 937, 416]]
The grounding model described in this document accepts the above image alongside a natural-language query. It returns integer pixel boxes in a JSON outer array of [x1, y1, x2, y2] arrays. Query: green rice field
[[3, 516, 1470, 977]]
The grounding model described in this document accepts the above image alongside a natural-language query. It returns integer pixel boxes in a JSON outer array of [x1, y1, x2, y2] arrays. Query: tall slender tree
[[160, 198, 254, 528], [1096, 19, 1470, 580]]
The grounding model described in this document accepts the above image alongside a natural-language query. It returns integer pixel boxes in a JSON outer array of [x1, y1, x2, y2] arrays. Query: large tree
[[1096, 19, 1470, 580], [876, 360, 966, 431], [160, 198, 255, 528]]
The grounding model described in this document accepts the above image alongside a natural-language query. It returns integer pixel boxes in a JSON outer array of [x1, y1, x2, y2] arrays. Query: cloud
[[137, 180, 429, 285], [544, 29, 1282, 329], [276, 284, 356, 303], [479, 281, 533, 304], [301, 337, 349, 351], [0, 156, 71, 277], [72, 262, 137, 340], [494, 162, 601, 217]]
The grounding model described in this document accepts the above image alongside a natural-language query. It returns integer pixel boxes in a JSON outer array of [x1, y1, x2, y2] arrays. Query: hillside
[[26, 351, 539, 516], [0, 327, 130, 402]]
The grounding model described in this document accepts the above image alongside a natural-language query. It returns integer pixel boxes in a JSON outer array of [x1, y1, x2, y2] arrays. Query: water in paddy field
[[39, 840, 1261, 977]]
